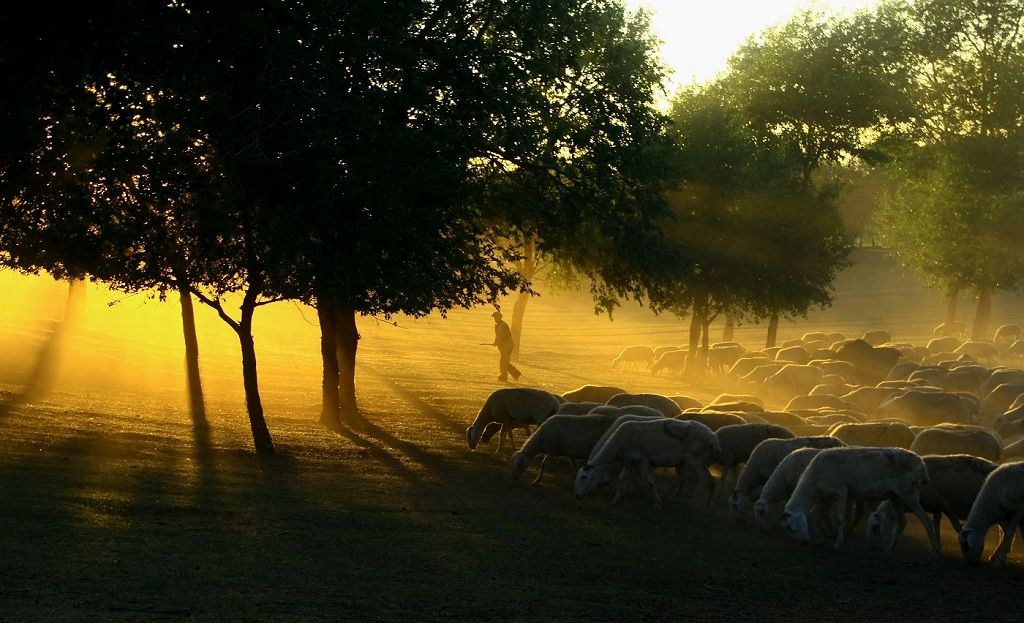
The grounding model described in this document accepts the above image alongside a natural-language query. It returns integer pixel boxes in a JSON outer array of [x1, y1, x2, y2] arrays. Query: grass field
[[2, 249, 1024, 621]]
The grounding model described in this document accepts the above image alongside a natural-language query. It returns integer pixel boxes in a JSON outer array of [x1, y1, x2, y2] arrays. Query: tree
[[873, 0, 1024, 338]]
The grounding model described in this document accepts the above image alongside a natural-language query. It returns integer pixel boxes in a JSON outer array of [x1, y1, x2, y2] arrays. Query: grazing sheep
[[927, 336, 962, 355], [467, 388, 561, 453], [702, 401, 764, 414], [887, 361, 923, 381], [714, 423, 795, 489], [841, 386, 898, 416], [830, 421, 917, 449], [944, 369, 986, 396], [982, 369, 1024, 396], [804, 340, 830, 354], [826, 332, 846, 343], [557, 401, 604, 415], [1007, 340, 1024, 359], [709, 344, 746, 373], [775, 346, 810, 365], [809, 382, 853, 397], [753, 448, 828, 532], [809, 348, 838, 361], [836, 339, 901, 385], [781, 447, 939, 554], [805, 412, 863, 428], [785, 395, 860, 413], [612, 345, 655, 370], [754, 411, 807, 428], [668, 395, 704, 411], [727, 356, 772, 378], [980, 383, 1024, 424], [994, 406, 1024, 438], [955, 341, 1000, 364], [653, 345, 687, 359], [575, 419, 719, 509], [877, 390, 973, 427], [742, 363, 785, 385], [934, 321, 968, 338], [867, 455, 997, 551], [802, 332, 830, 343], [711, 393, 764, 408], [741, 413, 769, 424], [959, 462, 1024, 566], [607, 393, 681, 417], [910, 427, 1002, 463], [862, 330, 892, 347], [511, 413, 621, 484], [729, 436, 847, 521], [922, 351, 959, 366], [676, 412, 746, 431], [588, 405, 664, 419], [780, 338, 804, 349], [651, 349, 689, 376], [789, 424, 832, 436], [909, 368, 948, 388], [1001, 438, 1024, 462], [761, 365, 825, 401], [562, 385, 628, 404], [809, 360, 858, 383]]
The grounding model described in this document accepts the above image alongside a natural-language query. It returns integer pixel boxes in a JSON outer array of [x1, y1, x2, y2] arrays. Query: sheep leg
[[704, 468, 716, 507], [641, 462, 663, 510], [531, 456, 548, 486], [495, 425, 506, 455], [991, 509, 1024, 567], [833, 490, 849, 551], [904, 495, 940, 557], [844, 500, 865, 538], [884, 507, 908, 554]]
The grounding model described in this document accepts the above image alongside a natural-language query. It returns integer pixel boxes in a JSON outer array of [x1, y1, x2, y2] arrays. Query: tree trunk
[[509, 290, 530, 362], [766, 313, 779, 349], [318, 304, 341, 429], [972, 287, 993, 341], [684, 310, 703, 379], [177, 283, 207, 426], [237, 303, 274, 454], [700, 318, 711, 370], [722, 314, 736, 343], [335, 307, 359, 421], [945, 286, 959, 324]]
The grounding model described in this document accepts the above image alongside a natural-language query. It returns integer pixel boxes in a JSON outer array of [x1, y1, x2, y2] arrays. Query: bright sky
[[626, 0, 883, 90]]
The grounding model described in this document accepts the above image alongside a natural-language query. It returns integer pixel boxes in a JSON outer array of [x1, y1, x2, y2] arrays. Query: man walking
[[490, 310, 521, 382]]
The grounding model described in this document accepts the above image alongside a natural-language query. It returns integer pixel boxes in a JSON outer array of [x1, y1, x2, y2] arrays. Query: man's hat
[[491, 311, 502, 319]]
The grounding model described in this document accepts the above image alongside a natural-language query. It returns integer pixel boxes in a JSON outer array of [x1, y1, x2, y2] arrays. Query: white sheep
[[927, 336, 962, 355], [933, 321, 968, 338], [781, 447, 939, 554], [761, 364, 824, 401], [669, 395, 704, 411], [861, 330, 892, 346], [887, 361, 923, 381], [650, 349, 689, 376], [556, 401, 604, 415], [980, 383, 1024, 424], [785, 394, 860, 413], [709, 344, 746, 373], [611, 345, 655, 370], [840, 386, 897, 416], [710, 393, 765, 407], [775, 346, 810, 365], [753, 447, 826, 532], [727, 356, 772, 378], [982, 370, 1024, 396], [701, 401, 764, 414], [910, 427, 1002, 463], [829, 421, 917, 449], [959, 461, 1024, 566], [955, 341, 999, 364], [510, 413, 620, 484], [867, 454, 997, 552], [676, 411, 746, 431], [877, 390, 973, 426], [574, 419, 719, 509], [995, 325, 1023, 346], [606, 393, 681, 417], [728, 436, 847, 521], [713, 423, 795, 489], [561, 385, 627, 404], [588, 404, 664, 419], [466, 388, 561, 454]]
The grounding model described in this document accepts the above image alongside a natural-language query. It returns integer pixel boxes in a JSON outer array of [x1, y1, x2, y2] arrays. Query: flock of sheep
[[465, 322, 1024, 567]]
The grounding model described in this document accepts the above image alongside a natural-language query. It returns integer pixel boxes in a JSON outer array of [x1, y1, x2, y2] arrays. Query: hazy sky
[[625, 0, 883, 89]]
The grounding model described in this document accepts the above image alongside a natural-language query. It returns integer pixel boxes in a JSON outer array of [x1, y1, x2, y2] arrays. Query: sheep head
[[510, 452, 529, 479], [574, 464, 608, 499], [753, 499, 773, 532], [959, 528, 985, 564], [466, 425, 482, 450], [729, 491, 753, 521], [781, 511, 811, 543]]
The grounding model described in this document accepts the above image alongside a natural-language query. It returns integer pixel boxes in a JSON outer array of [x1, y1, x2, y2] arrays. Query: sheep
[[910, 427, 1002, 463], [676, 412, 746, 431], [729, 436, 847, 521], [805, 412, 863, 428], [510, 413, 621, 484], [959, 461, 1024, 566], [588, 404, 664, 419], [861, 330, 892, 346], [561, 385, 628, 404], [802, 331, 830, 343], [955, 341, 1000, 364], [1007, 340, 1024, 359], [466, 388, 561, 454], [761, 364, 824, 401], [727, 356, 772, 378], [607, 393, 681, 417], [887, 361, 923, 381], [753, 447, 828, 532], [829, 421, 916, 449], [557, 401, 604, 415], [809, 349, 838, 361], [877, 390, 973, 426], [780, 338, 804, 349], [775, 346, 810, 365], [982, 369, 1024, 396], [980, 383, 1024, 424], [741, 413, 769, 424], [934, 321, 968, 338], [1001, 438, 1024, 462], [574, 419, 719, 509], [741, 363, 785, 385], [611, 345, 655, 370], [826, 332, 846, 343], [841, 386, 897, 417], [927, 336, 962, 355], [711, 393, 764, 408], [669, 395, 703, 411], [867, 455, 997, 551], [836, 339, 901, 385], [809, 360, 857, 383], [809, 382, 853, 397], [708, 344, 746, 373], [909, 368, 948, 388], [650, 349, 688, 376], [803, 340, 830, 354], [781, 447, 939, 554], [701, 401, 764, 414], [944, 368, 987, 396], [653, 345, 687, 359], [713, 423, 795, 489], [756, 411, 807, 428], [785, 395, 860, 413]]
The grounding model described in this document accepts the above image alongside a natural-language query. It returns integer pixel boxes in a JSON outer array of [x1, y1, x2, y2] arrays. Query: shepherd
[[488, 310, 521, 382]]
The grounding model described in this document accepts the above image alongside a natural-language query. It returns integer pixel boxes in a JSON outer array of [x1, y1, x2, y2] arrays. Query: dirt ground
[[2, 248, 1024, 621]]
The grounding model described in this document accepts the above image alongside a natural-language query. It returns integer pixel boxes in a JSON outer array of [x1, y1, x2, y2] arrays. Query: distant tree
[[873, 0, 1024, 338]]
